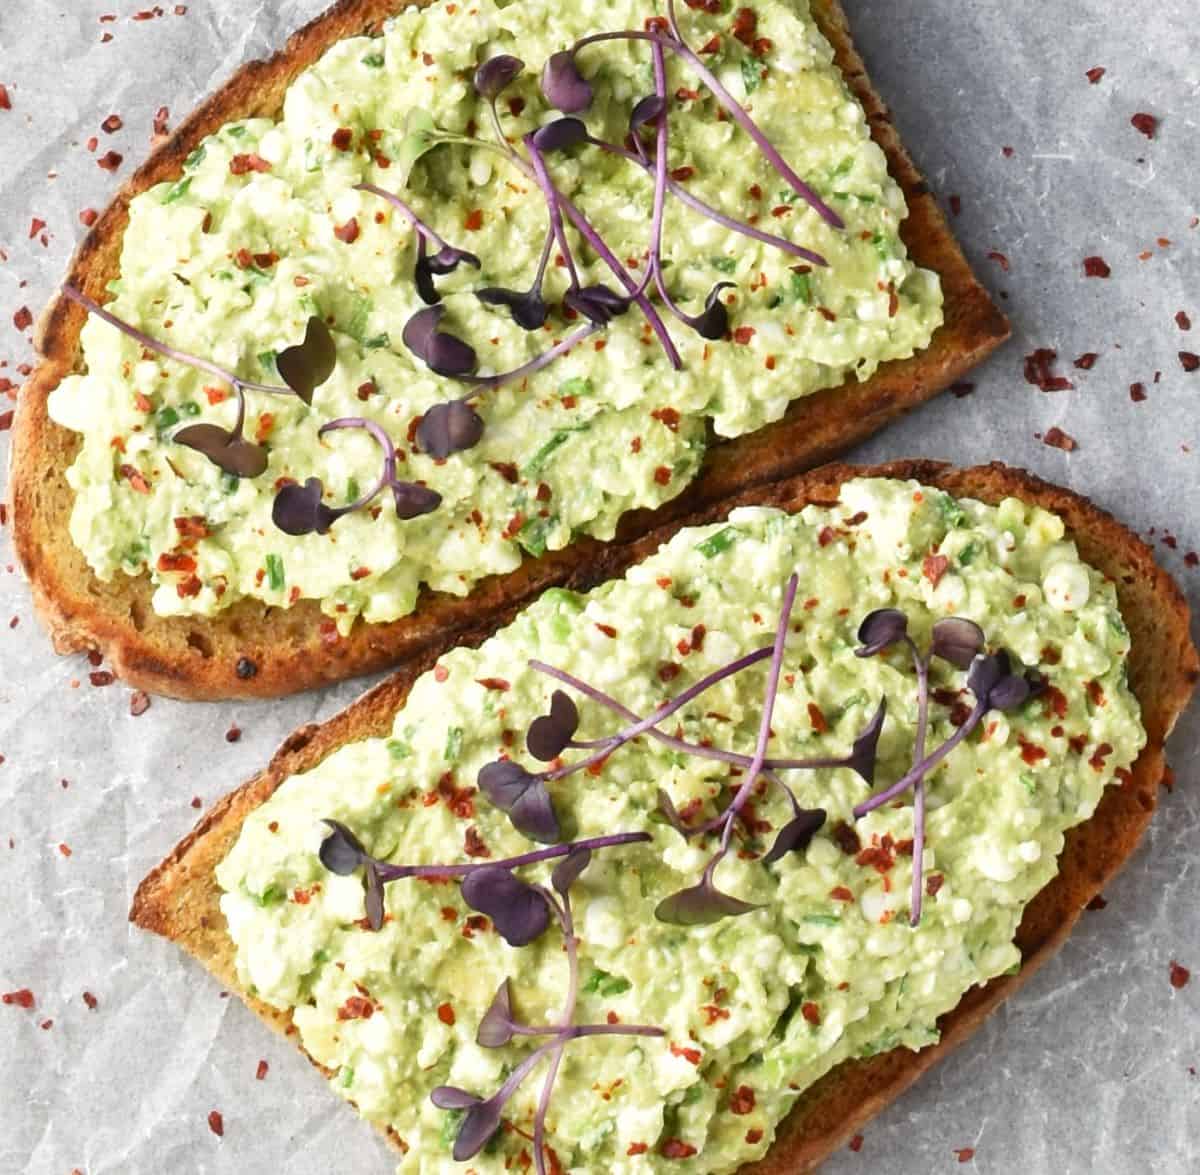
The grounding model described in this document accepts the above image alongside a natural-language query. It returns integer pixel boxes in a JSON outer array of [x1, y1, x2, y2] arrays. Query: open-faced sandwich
[[11, 0, 1007, 699], [132, 462, 1198, 1173]]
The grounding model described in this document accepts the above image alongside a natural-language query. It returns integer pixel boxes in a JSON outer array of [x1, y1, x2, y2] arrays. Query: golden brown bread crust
[[9, 0, 1009, 701], [130, 459, 1199, 1172]]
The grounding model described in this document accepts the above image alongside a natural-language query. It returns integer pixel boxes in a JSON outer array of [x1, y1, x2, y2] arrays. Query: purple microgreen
[[550, 847, 591, 896], [478, 759, 561, 844], [390, 481, 443, 519], [272, 476, 340, 536], [415, 399, 485, 459], [855, 608, 909, 658], [541, 49, 593, 113], [655, 789, 694, 837], [929, 617, 986, 669], [762, 807, 827, 866], [173, 422, 269, 478], [629, 93, 666, 137], [431, 1086, 484, 1111], [526, 690, 580, 761], [530, 116, 589, 153], [476, 224, 552, 331], [402, 305, 479, 377], [525, 134, 582, 289], [476, 979, 518, 1048], [474, 54, 525, 101], [460, 866, 552, 947], [562, 282, 630, 326], [363, 861, 385, 931], [274, 315, 336, 405], [659, 279, 735, 340], [655, 853, 763, 925], [318, 819, 369, 873], [845, 697, 887, 786]]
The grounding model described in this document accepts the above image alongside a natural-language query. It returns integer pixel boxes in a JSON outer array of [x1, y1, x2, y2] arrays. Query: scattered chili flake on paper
[[954, 1148, 976, 1163], [2, 989, 35, 1009], [255, 1060, 269, 1080], [1131, 112, 1158, 138], [1130, 382, 1147, 402], [1041, 427, 1078, 452], [1074, 352, 1099, 370], [1082, 255, 1111, 278], [97, 150, 123, 172], [83, 991, 99, 1010], [129, 690, 151, 716], [1169, 961, 1191, 989], [1180, 352, 1199, 373], [207, 1110, 224, 1137], [1023, 349, 1073, 392], [1086, 66, 1106, 84], [13, 306, 33, 331]]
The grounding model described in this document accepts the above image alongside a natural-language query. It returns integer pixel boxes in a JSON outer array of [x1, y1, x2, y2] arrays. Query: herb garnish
[[63, 286, 335, 479]]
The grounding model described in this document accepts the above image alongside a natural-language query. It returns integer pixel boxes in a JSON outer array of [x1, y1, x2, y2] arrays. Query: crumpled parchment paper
[[0, 1, 1196, 1172]]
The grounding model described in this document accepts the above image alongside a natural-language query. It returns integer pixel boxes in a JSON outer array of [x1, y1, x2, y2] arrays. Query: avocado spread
[[48, 0, 942, 633], [216, 479, 1144, 1172]]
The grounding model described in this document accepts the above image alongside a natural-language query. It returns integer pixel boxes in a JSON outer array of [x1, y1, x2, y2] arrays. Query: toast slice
[[130, 459, 1198, 1171], [10, 0, 1008, 701]]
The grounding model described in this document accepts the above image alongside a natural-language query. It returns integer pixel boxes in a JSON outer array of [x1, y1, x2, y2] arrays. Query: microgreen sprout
[[428, 848, 663, 1173], [63, 286, 335, 478], [271, 417, 440, 535], [852, 609, 1043, 924]]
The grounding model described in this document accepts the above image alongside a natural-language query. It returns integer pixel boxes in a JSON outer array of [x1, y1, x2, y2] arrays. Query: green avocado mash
[[48, 0, 942, 633], [216, 479, 1144, 1172]]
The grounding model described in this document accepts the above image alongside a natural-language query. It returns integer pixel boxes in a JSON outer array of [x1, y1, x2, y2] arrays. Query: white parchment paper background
[[0, 2, 1197, 1172]]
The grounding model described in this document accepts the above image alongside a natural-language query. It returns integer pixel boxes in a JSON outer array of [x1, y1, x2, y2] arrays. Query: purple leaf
[[563, 283, 629, 326], [930, 617, 985, 669], [390, 481, 442, 520], [275, 315, 336, 405], [318, 819, 369, 874], [629, 93, 666, 135], [656, 789, 695, 837], [476, 285, 549, 331], [477, 760, 560, 844], [174, 423, 269, 479], [476, 979, 517, 1048], [987, 671, 1032, 712], [426, 243, 481, 276], [526, 690, 580, 761], [541, 50, 592, 113], [460, 866, 552, 946], [414, 238, 441, 306], [530, 117, 588, 153], [551, 847, 591, 896], [450, 1098, 506, 1162], [762, 808, 826, 866], [402, 305, 478, 377], [966, 651, 1006, 705], [846, 697, 887, 786], [415, 400, 485, 459], [686, 281, 735, 340], [855, 608, 908, 657], [363, 861, 385, 931], [473, 54, 524, 101], [272, 476, 340, 536], [655, 874, 763, 926], [431, 1086, 484, 1111]]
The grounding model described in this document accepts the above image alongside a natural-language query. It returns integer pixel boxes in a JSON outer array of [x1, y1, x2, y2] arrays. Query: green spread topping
[[49, 0, 942, 633], [216, 478, 1144, 1173]]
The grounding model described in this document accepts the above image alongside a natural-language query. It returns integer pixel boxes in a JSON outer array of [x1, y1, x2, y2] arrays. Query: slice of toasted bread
[[130, 459, 1198, 1172], [9, 0, 1009, 701]]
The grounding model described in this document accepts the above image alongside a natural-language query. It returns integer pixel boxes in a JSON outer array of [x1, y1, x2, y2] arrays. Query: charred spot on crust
[[235, 656, 258, 680]]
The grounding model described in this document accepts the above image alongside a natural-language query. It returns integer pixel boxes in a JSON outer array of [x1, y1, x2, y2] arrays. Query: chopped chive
[[696, 526, 737, 558], [265, 553, 285, 592], [444, 726, 464, 762]]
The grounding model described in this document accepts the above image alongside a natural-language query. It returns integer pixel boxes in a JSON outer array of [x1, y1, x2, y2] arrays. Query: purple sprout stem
[[356, 182, 457, 254], [907, 637, 930, 927], [717, 574, 798, 853], [572, 19, 843, 229], [853, 700, 986, 819], [457, 322, 601, 396], [524, 137, 583, 289], [373, 831, 650, 884], [318, 417, 396, 511], [63, 285, 293, 398]]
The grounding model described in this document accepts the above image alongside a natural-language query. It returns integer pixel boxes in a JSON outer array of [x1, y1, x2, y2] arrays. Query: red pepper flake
[[807, 702, 828, 733], [88, 670, 114, 689], [1002, 145, 1015, 158], [801, 1001, 821, 1025], [331, 127, 353, 151], [1023, 348, 1073, 392], [856, 834, 897, 874], [1130, 112, 1158, 139], [1074, 352, 1099, 370], [1180, 352, 1200, 373], [658, 662, 681, 683], [987, 250, 1010, 272], [830, 885, 854, 902], [97, 150, 123, 171], [437, 1002, 456, 1026], [1018, 737, 1047, 765], [729, 1085, 756, 1114], [434, 664, 449, 683], [627, 1143, 649, 1156], [926, 873, 945, 897], [669, 1042, 702, 1065], [1086, 66, 1106, 84], [79, 990, 99, 1011], [477, 677, 510, 692], [954, 1148, 975, 1163], [1082, 255, 1111, 278], [129, 689, 151, 716], [849, 1134, 864, 1152], [732, 325, 756, 345], [157, 552, 197, 574], [654, 465, 672, 485], [922, 553, 950, 587], [464, 826, 490, 858], [0, 410, 12, 433], [1041, 427, 1078, 452], [669, 165, 695, 182], [661, 1139, 698, 1160], [1087, 894, 1108, 910], [337, 995, 374, 1021], [747, 1129, 765, 1145], [832, 821, 861, 856], [731, 6, 757, 46], [1177, 311, 1192, 331], [2, 989, 34, 1009], [80, 208, 99, 227], [817, 525, 837, 547], [1169, 960, 1191, 989], [1130, 382, 1147, 403], [594, 622, 617, 638], [101, 113, 123, 134], [255, 1060, 269, 1080], [153, 106, 170, 136], [464, 208, 484, 232], [701, 1004, 730, 1025], [334, 217, 360, 244], [651, 406, 681, 431], [229, 153, 271, 175], [0, 85, 9, 111], [13, 306, 33, 331], [28, 217, 47, 240]]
